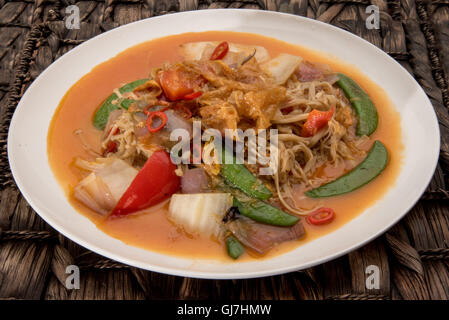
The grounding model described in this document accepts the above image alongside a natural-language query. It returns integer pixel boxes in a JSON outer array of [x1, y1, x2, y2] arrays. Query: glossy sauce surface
[[48, 31, 403, 261]]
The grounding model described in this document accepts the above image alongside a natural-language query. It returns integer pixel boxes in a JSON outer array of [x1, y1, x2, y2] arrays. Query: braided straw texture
[[0, 0, 448, 300]]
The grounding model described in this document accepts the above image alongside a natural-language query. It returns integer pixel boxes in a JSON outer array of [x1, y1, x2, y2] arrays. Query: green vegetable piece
[[93, 78, 149, 130], [337, 73, 378, 136], [220, 147, 272, 200], [306, 140, 388, 198], [226, 236, 245, 259], [233, 197, 299, 227]]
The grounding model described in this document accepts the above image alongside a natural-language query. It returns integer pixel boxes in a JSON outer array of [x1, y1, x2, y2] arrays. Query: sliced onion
[[74, 173, 115, 215], [261, 54, 303, 85], [96, 158, 138, 201], [181, 168, 209, 194], [133, 112, 149, 137], [296, 62, 323, 82], [165, 109, 192, 136], [74, 157, 108, 172], [324, 73, 339, 85], [73, 158, 138, 215], [296, 62, 338, 83], [227, 216, 305, 254]]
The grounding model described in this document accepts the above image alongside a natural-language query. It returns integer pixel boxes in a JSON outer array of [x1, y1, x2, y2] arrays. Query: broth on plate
[[48, 31, 402, 261]]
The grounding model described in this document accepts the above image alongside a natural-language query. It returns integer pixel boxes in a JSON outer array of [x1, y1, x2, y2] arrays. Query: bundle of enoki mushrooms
[[270, 68, 369, 215]]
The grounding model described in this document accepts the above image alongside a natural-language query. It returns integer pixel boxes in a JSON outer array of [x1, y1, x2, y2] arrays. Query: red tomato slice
[[160, 69, 194, 101], [301, 106, 335, 137], [110, 150, 180, 217], [159, 68, 206, 102]]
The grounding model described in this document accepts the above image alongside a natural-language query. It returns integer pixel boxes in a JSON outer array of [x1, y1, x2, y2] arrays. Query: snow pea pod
[[220, 147, 272, 200], [233, 197, 299, 227], [337, 73, 378, 136], [93, 78, 149, 130], [226, 236, 245, 259], [305, 140, 388, 198]]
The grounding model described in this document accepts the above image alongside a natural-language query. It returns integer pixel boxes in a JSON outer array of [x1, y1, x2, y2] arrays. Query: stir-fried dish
[[48, 33, 402, 260]]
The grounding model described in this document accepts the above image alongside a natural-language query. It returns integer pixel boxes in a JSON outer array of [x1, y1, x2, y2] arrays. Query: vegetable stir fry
[[71, 40, 389, 259]]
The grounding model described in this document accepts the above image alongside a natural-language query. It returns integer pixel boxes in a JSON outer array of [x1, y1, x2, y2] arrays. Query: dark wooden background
[[0, 0, 448, 300]]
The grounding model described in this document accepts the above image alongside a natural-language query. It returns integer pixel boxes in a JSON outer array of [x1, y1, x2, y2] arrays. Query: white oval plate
[[8, 9, 439, 279]]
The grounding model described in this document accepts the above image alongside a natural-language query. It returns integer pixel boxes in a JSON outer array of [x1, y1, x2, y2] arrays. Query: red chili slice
[[210, 41, 229, 60], [146, 111, 168, 133], [307, 207, 335, 225], [103, 141, 118, 156], [183, 91, 202, 100]]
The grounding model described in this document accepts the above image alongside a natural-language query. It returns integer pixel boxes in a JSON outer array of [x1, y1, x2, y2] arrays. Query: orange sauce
[[47, 31, 403, 261]]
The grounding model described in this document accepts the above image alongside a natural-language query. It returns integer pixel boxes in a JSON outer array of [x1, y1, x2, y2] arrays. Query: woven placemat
[[0, 0, 448, 300]]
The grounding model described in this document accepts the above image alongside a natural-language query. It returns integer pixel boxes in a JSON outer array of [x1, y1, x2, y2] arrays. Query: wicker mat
[[0, 0, 448, 300]]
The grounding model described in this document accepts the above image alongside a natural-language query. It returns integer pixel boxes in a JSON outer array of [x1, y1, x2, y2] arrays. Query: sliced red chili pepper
[[307, 207, 335, 225], [183, 91, 202, 100], [173, 103, 192, 119], [146, 111, 168, 133], [103, 141, 118, 156], [210, 41, 229, 60], [301, 106, 335, 137]]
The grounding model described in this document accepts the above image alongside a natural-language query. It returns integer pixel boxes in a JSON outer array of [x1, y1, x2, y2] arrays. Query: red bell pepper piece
[[110, 150, 180, 217], [301, 106, 335, 137]]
